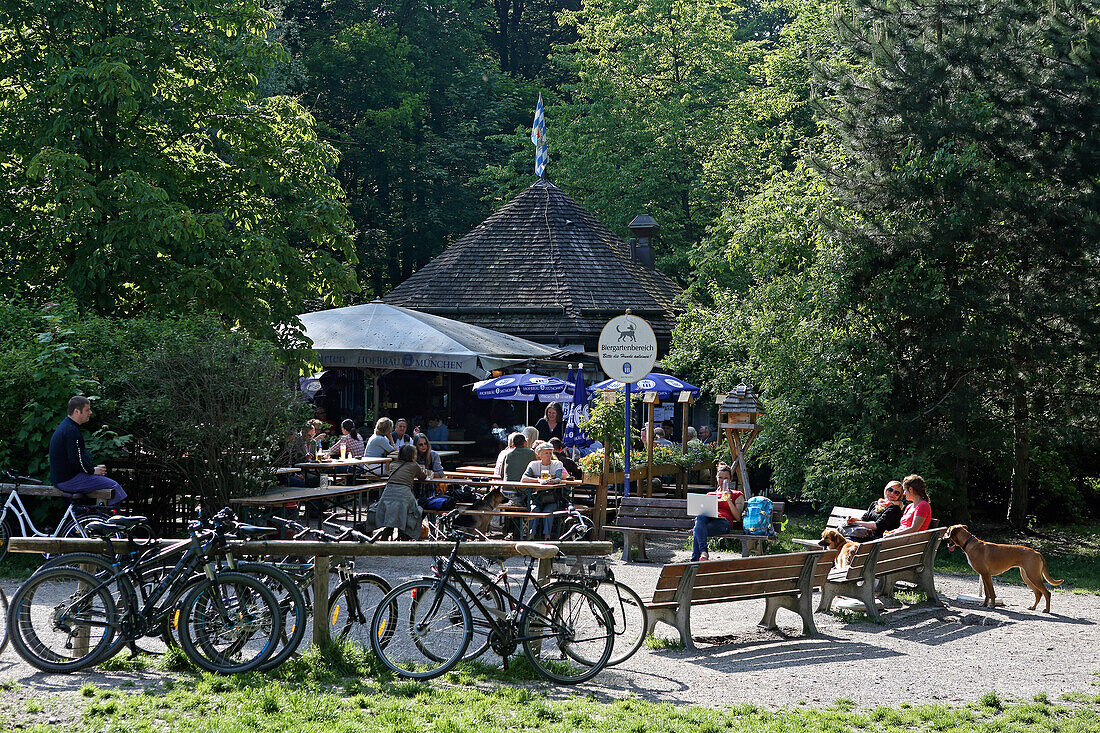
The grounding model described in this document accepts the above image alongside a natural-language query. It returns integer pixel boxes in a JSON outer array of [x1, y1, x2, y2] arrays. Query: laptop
[[686, 493, 719, 518]]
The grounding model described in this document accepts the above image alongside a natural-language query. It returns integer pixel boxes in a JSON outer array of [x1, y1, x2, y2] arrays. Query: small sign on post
[[598, 312, 657, 498]]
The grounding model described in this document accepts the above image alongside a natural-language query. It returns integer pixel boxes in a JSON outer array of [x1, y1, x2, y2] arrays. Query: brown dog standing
[[945, 525, 1063, 612], [819, 528, 859, 570], [452, 487, 508, 537]]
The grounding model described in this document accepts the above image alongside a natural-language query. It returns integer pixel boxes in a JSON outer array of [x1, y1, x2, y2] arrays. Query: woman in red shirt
[[691, 464, 745, 562], [885, 474, 932, 536]]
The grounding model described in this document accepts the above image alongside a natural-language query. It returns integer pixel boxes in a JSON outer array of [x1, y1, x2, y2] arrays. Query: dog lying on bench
[[818, 528, 859, 570], [945, 525, 1063, 612]]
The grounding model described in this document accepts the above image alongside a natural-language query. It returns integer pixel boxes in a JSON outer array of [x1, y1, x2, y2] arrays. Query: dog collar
[[960, 534, 975, 552]]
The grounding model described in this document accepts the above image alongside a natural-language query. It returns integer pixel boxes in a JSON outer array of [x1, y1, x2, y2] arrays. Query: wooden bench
[[602, 496, 785, 562], [0, 482, 112, 502], [792, 506, 940, 549], [817, 527, 945, 620], [644, 549, 838, 649]]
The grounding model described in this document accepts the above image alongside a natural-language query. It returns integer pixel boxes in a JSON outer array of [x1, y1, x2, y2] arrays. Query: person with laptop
[[690, 464, 744, 562]]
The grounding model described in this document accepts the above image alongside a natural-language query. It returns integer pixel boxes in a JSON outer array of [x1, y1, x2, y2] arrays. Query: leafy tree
[[815, 0, 1100, 526], [0, 0, 356, 341], [281, 0, 531, 295]]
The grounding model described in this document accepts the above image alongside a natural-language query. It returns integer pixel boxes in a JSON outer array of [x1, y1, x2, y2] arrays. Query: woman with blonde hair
[[843, 481, 905, 541]]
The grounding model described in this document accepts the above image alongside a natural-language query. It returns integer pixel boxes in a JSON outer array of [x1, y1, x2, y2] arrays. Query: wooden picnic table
[[429, 440, 476, 447], [229, 482, 387, 508], [455, 465, 495, 473], [295, 457, 391, 470], [273, 467, 301, 475], [423, 477, 582, 492], [0, 482, 112, 502]]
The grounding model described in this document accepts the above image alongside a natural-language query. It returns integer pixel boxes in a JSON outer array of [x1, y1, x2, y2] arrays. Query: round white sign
[[598, 315, 657, 384]]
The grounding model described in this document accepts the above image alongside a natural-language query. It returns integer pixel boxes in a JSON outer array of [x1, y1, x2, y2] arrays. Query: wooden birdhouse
[[716, 381, 765, 497]]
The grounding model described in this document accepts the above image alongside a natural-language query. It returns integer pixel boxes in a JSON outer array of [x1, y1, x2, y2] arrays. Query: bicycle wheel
[[0, 585, 8, 655], [8, 566, 117, 673], [329, 573, 393, 650], [436, 570, 506, 661], [0, 519, 10, 565], [520, 582, 614, 684], [177, 571, 282, 675], [371, 579, 471, 680], [594, 579, 647, 665], [35, 552, 150, 662], [232, 562, 307, 672]]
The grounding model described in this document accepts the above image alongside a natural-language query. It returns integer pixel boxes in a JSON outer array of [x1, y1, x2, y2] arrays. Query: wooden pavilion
[[382, 178, 682, 352]]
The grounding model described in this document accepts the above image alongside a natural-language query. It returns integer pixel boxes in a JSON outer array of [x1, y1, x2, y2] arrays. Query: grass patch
[[98, 651, 155, 672], [936, 522, 1100, 594], [63, 667, 1100, 733], [893, 589, 928, 604], [644, 635, 685, 651], [0, 552, 43, 579]]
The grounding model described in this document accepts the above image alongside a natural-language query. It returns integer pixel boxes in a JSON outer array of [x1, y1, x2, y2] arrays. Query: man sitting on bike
[[49, 396, 126, 506]]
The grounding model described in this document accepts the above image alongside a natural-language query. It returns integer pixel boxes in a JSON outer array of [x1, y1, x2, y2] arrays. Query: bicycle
[[369, 514, 615, 684], [263, 515, 393, 652], [427, 505, 646, 667], [0, 471, 111, 564], [7, 511, 283, 674]]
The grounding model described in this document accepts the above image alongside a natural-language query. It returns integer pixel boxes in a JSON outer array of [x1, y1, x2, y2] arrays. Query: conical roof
[[383, 179, 682, 347]]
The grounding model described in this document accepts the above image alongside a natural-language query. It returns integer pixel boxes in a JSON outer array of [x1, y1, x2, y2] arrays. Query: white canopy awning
[[299, 301, 562, 379]]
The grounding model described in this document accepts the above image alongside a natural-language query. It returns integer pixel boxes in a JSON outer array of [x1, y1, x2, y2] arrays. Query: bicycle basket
[[550, 556, 612, 581]]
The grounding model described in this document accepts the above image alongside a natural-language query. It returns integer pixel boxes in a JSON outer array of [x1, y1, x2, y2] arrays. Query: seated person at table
[[884, 474, 932, 537], [698, 425, 716, 445], [425, 417, 449, 444], [278, 423, 319, 487], [49, 396, 127, 506], [413, 433, 445, 478], [501, 433, 537, 482], [494, 432, 522, 478], [842, 481, 904, 541], [686, 426, 702, 448], [363, 417, 396, 475], [521, 441, 566, 540], [690, 464, 744, 562], [365, 444, 427, 540], [327, 419, 365, 458], [548, 437, 580, 479], [392, 418, 414, 449]]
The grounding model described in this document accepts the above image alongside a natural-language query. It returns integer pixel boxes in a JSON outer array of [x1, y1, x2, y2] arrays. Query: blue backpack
[[742, 496, 773, 535]]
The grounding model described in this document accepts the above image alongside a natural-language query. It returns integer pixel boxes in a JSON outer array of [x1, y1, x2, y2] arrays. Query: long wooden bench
[[792, 505, 940, 550], [817, 527, 945, 620], [644, 549, 837, 649], [602, 496, 785, 562], [0, 482, 112, 502]]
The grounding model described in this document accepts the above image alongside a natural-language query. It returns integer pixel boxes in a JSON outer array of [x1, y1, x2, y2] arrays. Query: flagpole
[[623, 381, 631, 498]]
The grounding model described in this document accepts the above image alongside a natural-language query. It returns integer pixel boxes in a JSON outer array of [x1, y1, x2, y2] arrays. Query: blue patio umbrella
[[563, 366, 592, 449], [588, 373, 700, 401], [473, 369, 571, 423]]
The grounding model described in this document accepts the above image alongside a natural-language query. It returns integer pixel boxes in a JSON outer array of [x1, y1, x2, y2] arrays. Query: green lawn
[[23, 648, 1100, 733]]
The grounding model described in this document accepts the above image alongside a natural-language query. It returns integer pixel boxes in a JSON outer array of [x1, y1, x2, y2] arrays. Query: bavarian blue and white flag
[[531, 94, 547, 177]]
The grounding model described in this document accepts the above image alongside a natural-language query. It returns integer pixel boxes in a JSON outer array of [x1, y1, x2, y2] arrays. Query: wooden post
[[678, 391, 695, 496], [312, 554, 331, 647], [644, 392, 658, 497], [731, 431, 752, 498], [74, 562, 93, 659]]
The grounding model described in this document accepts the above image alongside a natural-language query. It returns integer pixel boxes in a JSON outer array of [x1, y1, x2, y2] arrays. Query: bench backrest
[[615, 496, 785, 532], [838, 527, 944, 581], [652, 549, 837, 606], [825, 505, 941, 532]]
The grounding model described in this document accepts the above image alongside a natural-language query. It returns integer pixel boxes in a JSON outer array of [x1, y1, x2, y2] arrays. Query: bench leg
[[760, 593, 819, 636], [645, 606, 695, 650], [818, 582, 838, 613], [620, 531, 633, 562], [859, 580, 881, 621]]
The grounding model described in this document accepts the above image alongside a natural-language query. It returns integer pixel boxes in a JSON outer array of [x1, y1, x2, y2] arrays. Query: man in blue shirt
[[49, 396, 126, 505], [425, 417, 449, 444]]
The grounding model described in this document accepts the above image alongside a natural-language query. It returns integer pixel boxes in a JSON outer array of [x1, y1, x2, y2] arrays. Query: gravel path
[[1, 537, 1098, 722]]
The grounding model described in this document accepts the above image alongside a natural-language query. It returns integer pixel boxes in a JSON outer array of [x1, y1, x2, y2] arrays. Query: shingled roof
[[382, 179, 682, 348], [720, 381, 766, 414]]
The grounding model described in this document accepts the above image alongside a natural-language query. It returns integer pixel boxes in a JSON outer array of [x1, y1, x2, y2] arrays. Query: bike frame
[[0, 489, 86, 538], [423, 541, 562, 647]]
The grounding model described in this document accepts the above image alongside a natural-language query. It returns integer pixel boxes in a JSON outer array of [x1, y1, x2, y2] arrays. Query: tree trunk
[[1006, 367, 1030, 528]]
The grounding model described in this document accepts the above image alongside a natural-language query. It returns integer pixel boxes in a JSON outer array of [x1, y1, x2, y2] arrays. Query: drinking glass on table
[[340, 444, 347, 460]]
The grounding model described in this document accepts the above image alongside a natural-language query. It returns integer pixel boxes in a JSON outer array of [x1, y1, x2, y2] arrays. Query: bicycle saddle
[[83, 521, 121, 538], [234, 524, 278, 539], [514, 543, 558, 559], [106, 515, 148, 528]]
